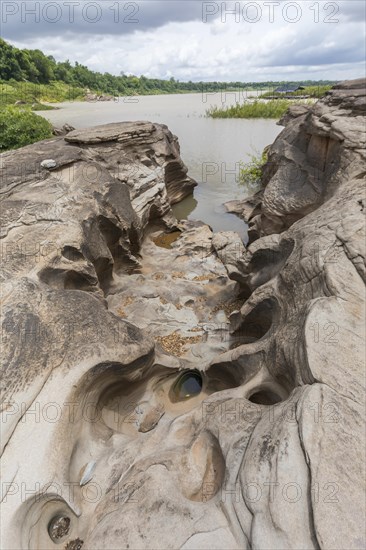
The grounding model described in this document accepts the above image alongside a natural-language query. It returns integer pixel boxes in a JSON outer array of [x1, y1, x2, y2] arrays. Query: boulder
[[52, 123, 76, 136]]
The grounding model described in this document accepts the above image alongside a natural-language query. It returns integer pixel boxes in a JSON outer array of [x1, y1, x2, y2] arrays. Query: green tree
[[25, 49, 55, 83], [0, 38, 337, 100], [16, 50, 40, 81], [0, 39, 23, 80]]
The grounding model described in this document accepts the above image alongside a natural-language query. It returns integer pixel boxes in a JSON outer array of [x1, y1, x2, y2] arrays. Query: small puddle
[[172, 186, 250, 244], [152, 231, 182, 249]]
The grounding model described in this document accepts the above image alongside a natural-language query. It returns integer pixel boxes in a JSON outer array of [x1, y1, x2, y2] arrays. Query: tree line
[[0, 38, 335, 96]]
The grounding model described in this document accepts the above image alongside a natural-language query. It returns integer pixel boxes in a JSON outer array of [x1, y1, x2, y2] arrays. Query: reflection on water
[[45, 93, 282, 242], [172, 189, 250, 243], [172, 195, 197, 219]]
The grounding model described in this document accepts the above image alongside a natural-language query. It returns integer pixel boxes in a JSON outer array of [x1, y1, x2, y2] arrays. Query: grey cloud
[[262, 44, 365, 67], [1, 0, 208, 41], [301, 44, 365, 66], [1, 0, 364, 81], [339, 0, 366, 22], [257, 19, 365, 68]]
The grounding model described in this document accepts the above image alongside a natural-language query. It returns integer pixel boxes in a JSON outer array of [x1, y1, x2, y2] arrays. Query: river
[[45, 92, 282, 242]]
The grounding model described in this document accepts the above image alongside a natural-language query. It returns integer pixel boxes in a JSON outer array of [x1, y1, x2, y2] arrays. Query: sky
[[1, 0, 365, 82]]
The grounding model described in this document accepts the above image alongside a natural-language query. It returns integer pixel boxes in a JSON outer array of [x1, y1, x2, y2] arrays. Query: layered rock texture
[[1, 80, 365, 550]]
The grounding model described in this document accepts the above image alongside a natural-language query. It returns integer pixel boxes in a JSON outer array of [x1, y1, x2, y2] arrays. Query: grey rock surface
[[52, 123, 76, 136], [1, 82, 365, 550]]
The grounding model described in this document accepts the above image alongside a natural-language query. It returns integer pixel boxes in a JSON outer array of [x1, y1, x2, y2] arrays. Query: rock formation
[[52, 123, 76, 137], [1, 80, 365, 550], [84, 88, 115, 102]]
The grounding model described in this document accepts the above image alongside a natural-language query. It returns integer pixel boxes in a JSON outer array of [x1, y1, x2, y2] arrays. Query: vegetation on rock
[[239, 150, 268, 186]]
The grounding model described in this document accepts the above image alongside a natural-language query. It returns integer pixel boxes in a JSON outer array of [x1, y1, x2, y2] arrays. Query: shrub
[[206, 99, 312, 119], [0, 79, 85, 109], [0, 106, 53, 151], [240, 150, 268, 186]]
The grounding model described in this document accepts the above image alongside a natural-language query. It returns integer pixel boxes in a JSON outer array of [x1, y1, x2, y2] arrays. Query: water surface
[[45, 93, 282, 241]]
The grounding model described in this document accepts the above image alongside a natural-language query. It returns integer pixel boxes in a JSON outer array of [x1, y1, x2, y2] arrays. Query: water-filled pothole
[[152, 231, 182, 249], [169, 370, 203, 402]]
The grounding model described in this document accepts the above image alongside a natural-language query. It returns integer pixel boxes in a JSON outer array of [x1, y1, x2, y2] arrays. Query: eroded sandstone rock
[[1, 81, 365, 550], [227, 79, 366, 239], [222, 79, 366, 549]]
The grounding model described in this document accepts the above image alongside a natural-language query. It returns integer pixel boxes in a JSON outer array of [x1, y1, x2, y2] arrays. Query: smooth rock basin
[[1, 79, 365, 550]]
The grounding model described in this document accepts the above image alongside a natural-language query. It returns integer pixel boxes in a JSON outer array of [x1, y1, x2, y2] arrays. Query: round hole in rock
[[205, 363, 242, 393], [64, 270, 96, 291], [170, 370, 203, 402], [249, 239, 295, 288], [248, 389, 282, 406], [236, 298, 276, 341], [61, 246, 84, 262], [48, 515, 70, 544], [65, 539, 84, 550]]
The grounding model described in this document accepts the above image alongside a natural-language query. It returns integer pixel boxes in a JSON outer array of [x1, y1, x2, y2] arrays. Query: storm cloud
[[2, 1, 365, 81], [1, 1, 206, 39]]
